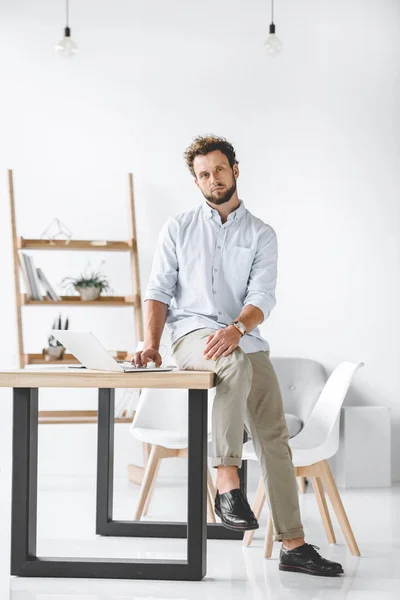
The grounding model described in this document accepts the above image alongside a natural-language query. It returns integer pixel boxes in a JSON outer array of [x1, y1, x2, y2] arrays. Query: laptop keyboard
[[117, 360, 155, 368], [117, 361, 174, 370]]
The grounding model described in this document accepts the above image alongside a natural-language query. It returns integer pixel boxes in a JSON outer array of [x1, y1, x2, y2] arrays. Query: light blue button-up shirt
[[143, 199, 278, 353]]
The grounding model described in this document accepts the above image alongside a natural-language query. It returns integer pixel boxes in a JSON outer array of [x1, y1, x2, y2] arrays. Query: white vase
[[76, 286, 101, 301]]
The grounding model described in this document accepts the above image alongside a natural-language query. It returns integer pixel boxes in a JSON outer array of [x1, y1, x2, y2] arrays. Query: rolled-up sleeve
[[144, 217, 178, 307], [243, 225, 277, 323]]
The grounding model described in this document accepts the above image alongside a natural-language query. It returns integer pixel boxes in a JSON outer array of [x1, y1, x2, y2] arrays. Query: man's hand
[[203, 326, 242, 360], [131, 346, 162, 368]]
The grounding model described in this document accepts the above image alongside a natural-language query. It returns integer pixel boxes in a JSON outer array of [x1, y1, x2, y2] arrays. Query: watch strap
[[230, 321, 246, 336]]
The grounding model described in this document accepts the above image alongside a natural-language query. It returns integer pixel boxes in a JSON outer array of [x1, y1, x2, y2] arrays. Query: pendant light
[[264, 0, 282, 57], [54, 0, 78, 58]]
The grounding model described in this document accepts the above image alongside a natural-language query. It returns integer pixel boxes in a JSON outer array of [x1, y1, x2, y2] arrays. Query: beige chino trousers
[[171, 327, 305, 542]]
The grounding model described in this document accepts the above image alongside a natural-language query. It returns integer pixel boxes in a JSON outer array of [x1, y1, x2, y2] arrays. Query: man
[[132, 135, 343, 577]]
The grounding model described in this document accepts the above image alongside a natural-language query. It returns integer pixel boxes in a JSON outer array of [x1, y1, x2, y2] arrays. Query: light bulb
[[264, 34, 282, 57], [264, 21, 282, 57], [55, 26, 78, 58]]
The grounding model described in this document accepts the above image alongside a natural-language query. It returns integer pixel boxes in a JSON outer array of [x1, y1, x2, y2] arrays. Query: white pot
[[76, 286, 101, 301], [44, 346, 65, 361]]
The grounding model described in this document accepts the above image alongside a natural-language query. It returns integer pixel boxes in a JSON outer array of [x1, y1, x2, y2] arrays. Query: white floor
[[3, 466, 400, 600]]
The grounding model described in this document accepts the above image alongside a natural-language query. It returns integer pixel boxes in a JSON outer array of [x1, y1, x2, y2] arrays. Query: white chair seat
[[132, 427, 212, 449], [243, 437, 336, 468], [283, 412, 303, 438], [133, 415, 300, 451]]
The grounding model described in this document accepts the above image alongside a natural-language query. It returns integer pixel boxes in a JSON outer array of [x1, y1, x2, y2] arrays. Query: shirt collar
[[202, 198, 246, 224]]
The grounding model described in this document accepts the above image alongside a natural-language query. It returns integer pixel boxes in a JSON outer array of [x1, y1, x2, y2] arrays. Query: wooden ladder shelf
[[8, 169, 144, 424]]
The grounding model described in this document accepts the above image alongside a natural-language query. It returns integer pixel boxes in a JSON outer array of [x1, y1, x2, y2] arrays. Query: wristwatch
[[229, 320, 247, 336]]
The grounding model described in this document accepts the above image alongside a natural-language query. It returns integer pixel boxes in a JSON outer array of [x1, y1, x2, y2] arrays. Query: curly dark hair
[[183, 134, 239, 178]]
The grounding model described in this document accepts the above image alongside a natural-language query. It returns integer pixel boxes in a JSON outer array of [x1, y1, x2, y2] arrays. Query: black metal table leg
[[11, 388, 38, 574], [96, 388, 115, 530], [186, 388, 207, 578], [96, 388, 245, 541], [240, 430, 248, 489], [10, 385, 245, 580]]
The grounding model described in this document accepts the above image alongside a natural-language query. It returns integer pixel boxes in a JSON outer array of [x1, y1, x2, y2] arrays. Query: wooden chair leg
[[142, 459, 161, 517], [207, 485, 216, 522], [206, 467, 217, 523], [141, 455, 216, 520], [207, 467, 217, 501], [319, 459, 360, 556], [297, 476, 307, 494], [264, 514, 274, 559], [134, 445, 161, 521], [243, 476, 266, 547], [310, 476, 336, 544], [143, 442, 151, 466]]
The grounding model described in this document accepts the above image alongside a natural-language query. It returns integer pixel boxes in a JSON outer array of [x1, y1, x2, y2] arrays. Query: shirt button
[[214, 268, 217, 272], [217, 245, 221, 249]]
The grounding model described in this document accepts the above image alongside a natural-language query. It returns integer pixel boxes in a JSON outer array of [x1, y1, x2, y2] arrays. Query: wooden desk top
[[0, 368, 216, 389]]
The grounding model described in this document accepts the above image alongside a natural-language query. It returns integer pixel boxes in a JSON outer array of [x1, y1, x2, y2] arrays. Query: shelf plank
[[21, 294, 138, 307], [26, 353, 80, 365], [25, 351, 131, 365], [38, 410, 134, 425], [18, 238, 133, 251]]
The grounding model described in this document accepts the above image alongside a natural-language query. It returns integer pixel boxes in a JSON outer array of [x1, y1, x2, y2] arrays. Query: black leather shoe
[[279, 543, 344, 576], [214, 488, 259, 531]]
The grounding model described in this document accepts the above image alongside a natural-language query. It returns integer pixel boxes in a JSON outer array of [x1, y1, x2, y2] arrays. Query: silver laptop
[[50, 330, 175, 373]]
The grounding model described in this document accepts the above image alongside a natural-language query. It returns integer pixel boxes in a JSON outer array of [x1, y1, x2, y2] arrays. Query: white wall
[[0, 0, 399, 482]]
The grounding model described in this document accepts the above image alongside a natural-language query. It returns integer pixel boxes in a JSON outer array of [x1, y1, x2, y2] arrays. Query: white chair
[[130, 370, 314, 522], [242, 359, 364, 558], [130, 386, 219, 522]]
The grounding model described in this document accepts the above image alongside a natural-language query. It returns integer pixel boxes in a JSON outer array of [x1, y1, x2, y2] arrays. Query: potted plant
[[61, 262, 111, 301], [44, 313, 68, 361]]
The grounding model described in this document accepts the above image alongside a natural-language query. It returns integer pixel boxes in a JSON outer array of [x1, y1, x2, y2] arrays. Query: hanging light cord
[[271, 0, 274, 24], [66, 0, 69, 27]]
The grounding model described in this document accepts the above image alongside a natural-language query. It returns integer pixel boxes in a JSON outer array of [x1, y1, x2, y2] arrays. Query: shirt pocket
[[228, 246, 254, 287]]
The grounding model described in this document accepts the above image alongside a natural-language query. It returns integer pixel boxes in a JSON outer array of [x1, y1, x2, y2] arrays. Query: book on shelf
[[37, 267, 61, 301], [20, 252, 42, 300], [19, 253, 61, 302], [18, 253, 32, 300]]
